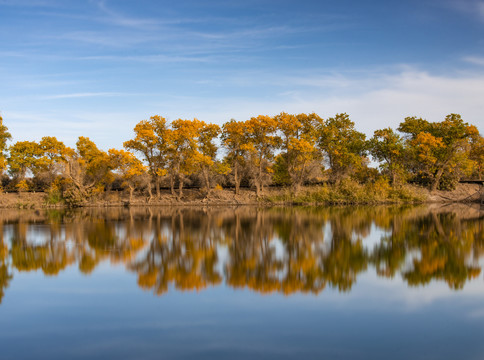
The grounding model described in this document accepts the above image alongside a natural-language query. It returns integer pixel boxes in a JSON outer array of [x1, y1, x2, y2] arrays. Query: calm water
[[0, 205, 484, 359]]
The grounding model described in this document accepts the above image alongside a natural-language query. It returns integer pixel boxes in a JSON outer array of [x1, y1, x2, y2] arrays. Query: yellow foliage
[[214, 162, 231, 175], [15, 180, 29, 192]]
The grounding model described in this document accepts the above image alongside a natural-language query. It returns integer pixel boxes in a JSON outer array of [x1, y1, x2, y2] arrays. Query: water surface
[[0, 205, 483, 359]]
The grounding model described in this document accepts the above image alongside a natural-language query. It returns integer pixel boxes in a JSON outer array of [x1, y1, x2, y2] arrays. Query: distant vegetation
[[0, 112, 482, 204]]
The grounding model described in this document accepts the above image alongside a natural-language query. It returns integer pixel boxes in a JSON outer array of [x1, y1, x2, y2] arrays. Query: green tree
[[369, 127, 406, 185], [317, 113, 367, 183]]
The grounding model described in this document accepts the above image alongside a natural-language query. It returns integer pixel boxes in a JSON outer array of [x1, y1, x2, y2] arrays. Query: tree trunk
[[431, 167, 445, 192], [155, 176, 161, 199], [234, 166, 240, 195], [256, 161, 265, 196], [255, 179, 261, 197], [129, 185, 134, 203], [147, 182, 153, 202], [178, 178, 184, 199], [104, 183, 112, 202], [170, 173, 175, 196], [203, 167, 211, 196]]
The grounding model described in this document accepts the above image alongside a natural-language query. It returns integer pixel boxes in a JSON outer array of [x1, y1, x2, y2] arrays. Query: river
[[0, 205, 483, 359]]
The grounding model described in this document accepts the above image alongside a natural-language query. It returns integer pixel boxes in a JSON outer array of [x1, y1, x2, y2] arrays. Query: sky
[[1, 0, 484, 150]]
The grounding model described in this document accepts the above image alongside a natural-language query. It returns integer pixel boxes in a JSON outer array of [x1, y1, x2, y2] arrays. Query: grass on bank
[[266, 179, 428, 205]]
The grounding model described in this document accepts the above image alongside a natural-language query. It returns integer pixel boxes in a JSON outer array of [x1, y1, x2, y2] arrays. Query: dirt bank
[[0, 183, 481, 209], [426, 183, 481, 203]]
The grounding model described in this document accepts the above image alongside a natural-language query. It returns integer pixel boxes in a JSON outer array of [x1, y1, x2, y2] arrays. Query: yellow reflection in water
[[0, 204, 483, 303]]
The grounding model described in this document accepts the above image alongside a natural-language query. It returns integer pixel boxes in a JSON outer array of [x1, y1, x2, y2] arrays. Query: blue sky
[[1, 0, 484, 149]]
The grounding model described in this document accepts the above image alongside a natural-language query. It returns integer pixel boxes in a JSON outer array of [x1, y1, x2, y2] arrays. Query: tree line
[[0, 112, 482, 202]]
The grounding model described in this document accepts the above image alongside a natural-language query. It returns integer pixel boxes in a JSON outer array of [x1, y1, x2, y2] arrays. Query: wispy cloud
[[443, 0, 484, 21], [2, 0, 354, 65], [49, 31, 160, 47], [94, 0, 159, 30], [0, 0, 59, 7], [463, 56, 484, 66], [41, 92, 136, 100], [188, 24, 324, 41], [79, 54, 216, 63], [0, 49, 218, 63], [0, 51, 30, 58]]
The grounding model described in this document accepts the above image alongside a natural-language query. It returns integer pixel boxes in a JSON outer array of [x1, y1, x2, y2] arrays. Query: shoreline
[[0, 183, 481, 209]]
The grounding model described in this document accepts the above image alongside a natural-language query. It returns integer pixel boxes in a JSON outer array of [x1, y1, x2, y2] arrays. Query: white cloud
[[149, 68, 484, 135], [320, 70, 484, 134]]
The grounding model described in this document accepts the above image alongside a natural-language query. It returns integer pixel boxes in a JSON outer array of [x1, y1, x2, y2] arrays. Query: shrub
[[15, 180, 29, 192], [45, 184, 64, 205]]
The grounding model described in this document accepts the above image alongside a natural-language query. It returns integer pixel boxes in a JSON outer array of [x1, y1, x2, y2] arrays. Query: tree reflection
[[0, 223, 12, 304], [10, 218, 75, 276], [129, 210, 222, 295], [402, 212, 481, 289], [0, 204, 482, 303]]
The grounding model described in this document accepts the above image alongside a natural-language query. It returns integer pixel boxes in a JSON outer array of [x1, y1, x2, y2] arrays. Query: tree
[[124, 116, 169, 200], [221, 119, 248, 195], [109, 149, 148, 202], [63, 137, 112, 202], [197, 122, 221, 195], [369, 128, 406, 185], [0, 115, 12, 179], [317, 113, 367, 183], [8, 141, 42, 182], [36, 136, 69, 188], [274, 112, 323, 193], [398, 114, 478, 190], [244, 115, 281, 196], [469, 135, 484, 180], [167, 118, 205, 198]]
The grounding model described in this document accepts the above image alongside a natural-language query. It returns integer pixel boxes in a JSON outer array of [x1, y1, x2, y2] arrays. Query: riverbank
[[0, 182, 480, 209]]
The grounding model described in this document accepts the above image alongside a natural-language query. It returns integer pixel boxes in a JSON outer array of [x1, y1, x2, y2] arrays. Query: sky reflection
[[0, 205, 484, 359]]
